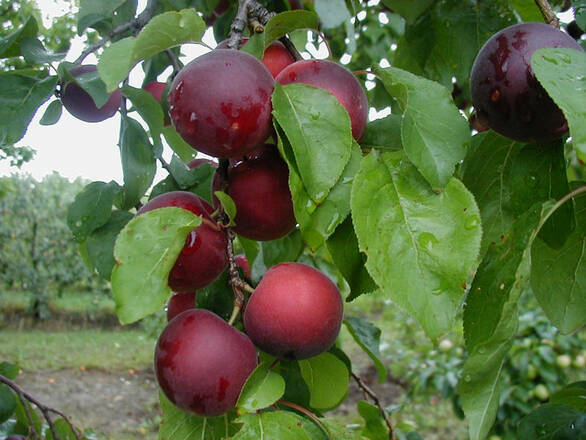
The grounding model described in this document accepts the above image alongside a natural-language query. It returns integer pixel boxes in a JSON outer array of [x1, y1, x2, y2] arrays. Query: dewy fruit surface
[[244, 262, 343, 360], [167, 49, 274, 158], [155, 309, 258, 416], [138, 191, 228, 291], [470, 22, 583, 143]]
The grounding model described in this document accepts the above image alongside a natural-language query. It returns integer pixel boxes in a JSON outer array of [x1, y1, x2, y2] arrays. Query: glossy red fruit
[[155, 309, 258, 416], [244, 262, 343, 360], [187, 158, 218, 169], [61, 65, 122, 123], [138, 191, 228, 291], [144, 81, 167, 103], [470, 22, 583, 143], [167, 50, 274, 158], [167, 291, 197, 321], [235, 254, 251, 279], [275, 59, 368, 141], [217, 38, 295, 78], [213, 145, 296, 241]]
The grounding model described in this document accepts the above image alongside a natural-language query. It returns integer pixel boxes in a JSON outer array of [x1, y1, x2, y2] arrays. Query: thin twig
[[534, 0, 559, 27], [0, 374, 82, 440], [165, 49, 181, 77], [75, 0, 159, 63], [227, 0, 250, 49], [351, 371, 395, 440]]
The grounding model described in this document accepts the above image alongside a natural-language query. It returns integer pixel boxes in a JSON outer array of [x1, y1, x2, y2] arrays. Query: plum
[[244, 262, 343, 360], [470, 22, 583, 143], [217, 38, 296, 78], [167, 50, 274, 158], [155, 309, 258, 416], [166, 291, 197, 321]]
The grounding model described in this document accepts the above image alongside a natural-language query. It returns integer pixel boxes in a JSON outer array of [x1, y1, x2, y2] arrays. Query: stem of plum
[[534, 0, 559, 27]]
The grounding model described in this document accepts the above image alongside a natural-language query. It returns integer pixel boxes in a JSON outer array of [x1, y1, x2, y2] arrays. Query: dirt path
[[14, 364, 403, 439]]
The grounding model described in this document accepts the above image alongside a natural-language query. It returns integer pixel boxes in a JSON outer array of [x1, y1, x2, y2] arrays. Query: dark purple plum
[[166, 291, 197, 321], [470, 22, 583, 143], [61, 65, 122, 123], [167, 50, 274, 158], [155, 309, 258, 416], [275, 59, 368, 141], [213, 144, 296, 241], [244, 262, 343, 360], [138, 191, 228, 291]]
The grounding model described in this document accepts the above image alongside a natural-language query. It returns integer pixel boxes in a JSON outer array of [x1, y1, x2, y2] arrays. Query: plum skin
[[275, 59, 368, 141], [470, 22, 584, 143], [144, 81, 167, 103], [217, 38, 295, 78], [214, 145, 296, 241], [61, 65, 121, 123], [167, 50, 274, 158], [166, 291, 197, 321], [243, 262, 343, 360], [138, 191, 228, 291], [155, 309, 258, 416]]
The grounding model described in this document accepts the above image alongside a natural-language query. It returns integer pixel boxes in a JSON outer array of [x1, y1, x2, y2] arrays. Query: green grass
[[0, 289, 115, 316], [0, 329, 156, 371]]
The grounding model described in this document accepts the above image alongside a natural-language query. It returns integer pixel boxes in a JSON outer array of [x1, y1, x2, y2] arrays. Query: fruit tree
[[0, 0, 585, 439]]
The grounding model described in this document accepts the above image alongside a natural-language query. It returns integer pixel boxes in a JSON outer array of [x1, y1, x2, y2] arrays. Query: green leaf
[[0, 71, 57, 147], [159, 392, 236, 439], [68, 65, 113, 108], [195, 271, 234, 321], [20, 38, 66, 64], [461, 132, 573, 256], [214, 191, 237, 226], [237, 361, 286, 412], [278, 360, 311, 409], [314, 0, 351, 29], [233, 411, 314, 440], [39, 100, 62, 126], [0, 16, 38, 58], [77, 0, 126, 34], [360, 114, 403, 151], [381, 0, 433, 24], [46, 418, 78, 440], [67, 181, 121, 243], [0, 363, 20, 380], [459, 205, 542, 440], [99, 10, 206, 91], [351, 151, 481, 340], [119, 116, 156, 209], [532, 48, 586, 163], [298, 352, 349, 410], [358, 400, 389, 440], [373, 66, 470, 189], [322, 418, 370, 439], [272, 83, 353, 205], [531, 200, 586, 334], [0, 385, 15, 424], [343, 318, 386, 383], [550, 381, 586, 411], [326, 217, 377, 301], [393, 0, 516, 97], [517, 403, 585, 440], [162, 125, 197, 163], [121, 84, 164, 148], [86, 210, 134, 280], [111, 207, 201, 324]]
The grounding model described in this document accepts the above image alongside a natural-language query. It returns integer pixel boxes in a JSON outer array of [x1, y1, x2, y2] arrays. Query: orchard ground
[[0, 289, 469, 439]]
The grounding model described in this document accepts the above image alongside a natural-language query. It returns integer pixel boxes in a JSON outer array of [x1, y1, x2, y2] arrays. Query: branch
[[227, 0, 250, 49], [75, 0, 159, 64], [351, 371, 395, 440], [0, 374, 82, 440], [534, 0, 559, 27]]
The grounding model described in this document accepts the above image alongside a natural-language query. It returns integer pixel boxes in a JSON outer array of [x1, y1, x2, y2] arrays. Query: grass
[[0, 328, 156, 371], [0, 289, 115, 316]]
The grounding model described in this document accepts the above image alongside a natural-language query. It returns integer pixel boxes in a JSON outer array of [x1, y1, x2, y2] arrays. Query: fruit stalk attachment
[[0, 374, 82, 440]]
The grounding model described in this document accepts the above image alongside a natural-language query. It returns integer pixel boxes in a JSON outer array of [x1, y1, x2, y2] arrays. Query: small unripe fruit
[[526, 364, 538, 380], [276, 59, 368, 141], [470, 22, 583, 143], [244, 262, 343, 360], [138, 191, 228, 291], [61, 65, 122, 123], [168, 50, 274, 158], [166, 291, 197, 321], [438, 339, 454, 352], [533, 384, 549, 401], [155, 309, 258, 416], [556, 354, 572, 369], [573, 355, 586, 369]]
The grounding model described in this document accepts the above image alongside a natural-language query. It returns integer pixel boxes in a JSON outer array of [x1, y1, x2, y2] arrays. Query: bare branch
[[534, 0, 559, 27]]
